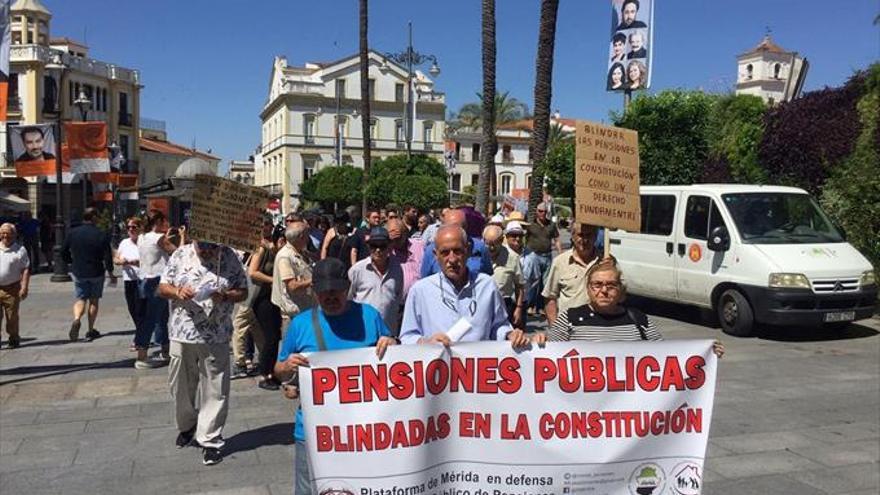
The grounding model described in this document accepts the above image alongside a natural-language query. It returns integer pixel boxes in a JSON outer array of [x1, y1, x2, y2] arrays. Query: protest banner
[[575, 120, 641, 233], [187, 174, 269, 252], [301, 340, 717, 495]]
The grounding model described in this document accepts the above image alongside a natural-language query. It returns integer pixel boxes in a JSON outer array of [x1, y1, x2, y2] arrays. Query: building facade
[[735, 35, 807, 105], [226, 159, 255, 185], [258, 51, 446, 211], [447, 116, 576, 197], [0, 0, 142, 217]]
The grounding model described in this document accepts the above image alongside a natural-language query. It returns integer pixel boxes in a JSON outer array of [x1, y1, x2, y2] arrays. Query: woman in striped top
[[534, 257, 724, 357]]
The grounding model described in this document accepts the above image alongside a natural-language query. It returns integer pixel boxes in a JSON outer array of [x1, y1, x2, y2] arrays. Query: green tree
[[539, 140, 574, 198], [300, 165, 364, 209], [707, 94, 767, 183], [391, 176, 448, 212], [449, 91, 530, 132], [821, 63, 880, 268], [365, 154, 446, 207], [614, 90, 717, 185]]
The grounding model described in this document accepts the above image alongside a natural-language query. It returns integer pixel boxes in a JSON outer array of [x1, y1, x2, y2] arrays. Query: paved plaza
[[0, 274, 877, 494]]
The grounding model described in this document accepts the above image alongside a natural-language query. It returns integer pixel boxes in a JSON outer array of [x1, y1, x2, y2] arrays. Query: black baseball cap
[[312, 258, 350, 293], [367, 227, 390, 245]]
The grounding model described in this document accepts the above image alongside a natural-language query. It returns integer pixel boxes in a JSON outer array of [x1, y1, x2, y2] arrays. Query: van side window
[[685, 195, 725, 240], [640, 195, 676, 235]]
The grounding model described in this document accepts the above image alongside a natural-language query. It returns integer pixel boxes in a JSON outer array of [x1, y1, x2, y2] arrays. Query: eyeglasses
[[589, 281, 620, 291], [370, 244, 389, 251], [537, 209, 547, 213], [127, 225, 139, 230]]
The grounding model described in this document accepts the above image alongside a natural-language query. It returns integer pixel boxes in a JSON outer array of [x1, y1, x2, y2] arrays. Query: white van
[[607, 185, 877, 336]]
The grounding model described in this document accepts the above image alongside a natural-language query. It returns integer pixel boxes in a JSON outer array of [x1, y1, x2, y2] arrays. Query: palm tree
[[476, 0, 497, 213], [548, 121, 572, 147], [527, 0, 560, 221], [450, 92, 529, 132], [359, 0, 372, 213]]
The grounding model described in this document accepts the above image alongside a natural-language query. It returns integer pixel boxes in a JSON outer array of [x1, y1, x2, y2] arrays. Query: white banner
[[301, 340, 717, 495]]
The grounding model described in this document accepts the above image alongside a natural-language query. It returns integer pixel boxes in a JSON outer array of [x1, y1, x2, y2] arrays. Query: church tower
[[735, 34, 808, 105]]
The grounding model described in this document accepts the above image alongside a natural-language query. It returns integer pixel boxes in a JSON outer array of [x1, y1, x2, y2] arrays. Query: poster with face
[[608, 0, 653, 92], [10, 123, 57, 176]]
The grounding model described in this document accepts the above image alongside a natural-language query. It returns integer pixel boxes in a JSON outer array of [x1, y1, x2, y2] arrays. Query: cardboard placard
[[575, 120, 641, 232], [187, 175, 270, 252]]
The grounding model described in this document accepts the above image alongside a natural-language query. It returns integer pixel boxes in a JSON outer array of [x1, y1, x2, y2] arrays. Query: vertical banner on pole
[[10, 124, 57, 176], [606, 0, 654, 93], [0, 0, 11, 122]]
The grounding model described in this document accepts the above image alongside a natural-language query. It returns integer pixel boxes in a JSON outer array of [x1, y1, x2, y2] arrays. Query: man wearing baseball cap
[[348, 226, 404, 335], [274, 258, 397, 494]]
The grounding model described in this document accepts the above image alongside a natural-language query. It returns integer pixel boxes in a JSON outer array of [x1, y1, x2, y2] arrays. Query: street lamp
[[44, 53, 70, 282], [108, 140, 124, 246], [384, 21, 440, 159]]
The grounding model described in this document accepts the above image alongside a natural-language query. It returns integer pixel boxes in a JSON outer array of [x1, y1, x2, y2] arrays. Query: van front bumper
[[740, 285, 878, 326]]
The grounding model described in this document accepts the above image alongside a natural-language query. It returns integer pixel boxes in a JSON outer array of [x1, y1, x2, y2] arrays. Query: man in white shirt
[[0, 223, 30, 349], [348, 227, 404, 335]]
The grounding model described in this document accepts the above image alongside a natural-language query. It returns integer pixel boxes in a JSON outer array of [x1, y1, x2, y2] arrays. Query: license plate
[[824, 311, 855, 323]]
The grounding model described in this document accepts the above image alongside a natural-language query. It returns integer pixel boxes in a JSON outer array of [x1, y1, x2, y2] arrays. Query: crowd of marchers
[[0, 200, 723, 489]]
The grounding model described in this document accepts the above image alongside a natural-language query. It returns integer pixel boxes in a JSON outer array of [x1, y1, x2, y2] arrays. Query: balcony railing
[[10, 45, 140, 84]]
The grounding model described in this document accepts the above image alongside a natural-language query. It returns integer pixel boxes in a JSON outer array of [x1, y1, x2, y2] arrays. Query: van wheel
[[717, 289, 754, 337]]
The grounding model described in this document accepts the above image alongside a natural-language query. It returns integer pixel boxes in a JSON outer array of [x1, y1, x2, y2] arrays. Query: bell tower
[[735, 32, 808, 105]]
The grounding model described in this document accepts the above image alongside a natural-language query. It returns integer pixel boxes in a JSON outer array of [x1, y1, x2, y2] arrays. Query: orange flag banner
[[65, 122, 110, 173], [89, 172, 119, 184]]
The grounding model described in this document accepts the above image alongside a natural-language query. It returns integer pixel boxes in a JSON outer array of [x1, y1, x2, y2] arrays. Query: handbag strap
[[310, 308, 328, 351], [626, 307, 649, 341]]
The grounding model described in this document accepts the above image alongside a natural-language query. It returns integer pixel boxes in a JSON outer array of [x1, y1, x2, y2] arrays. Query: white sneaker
[[134, 359, 160, 370]]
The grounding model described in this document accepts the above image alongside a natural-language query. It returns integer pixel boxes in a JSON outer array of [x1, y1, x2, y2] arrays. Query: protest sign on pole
[[575, 120, 641, 247], [186, 174, 270, 252], [300, 340, 717, 494]]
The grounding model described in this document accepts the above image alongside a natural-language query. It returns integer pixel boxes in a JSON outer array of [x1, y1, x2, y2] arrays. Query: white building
[[735, 35, 808, 105], [447, 115, 576, 197], [226, 159, 255, 185], [258, 51, 446, 211]]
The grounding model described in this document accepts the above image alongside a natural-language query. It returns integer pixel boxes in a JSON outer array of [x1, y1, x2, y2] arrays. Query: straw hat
[[504, 211, 530, 226]]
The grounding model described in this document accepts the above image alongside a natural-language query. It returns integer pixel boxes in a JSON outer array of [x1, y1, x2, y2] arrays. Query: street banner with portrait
[[65, 122, 110, 174], [10, 123, 57, 177], [575, 120, 641, 232], [187, 174, 270, 252], [0, 0, 10, 121], [300, 340, 717, 494], [607, 0, 654, 92]]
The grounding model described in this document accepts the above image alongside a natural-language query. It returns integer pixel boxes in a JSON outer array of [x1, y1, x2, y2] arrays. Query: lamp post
[[44, 54, 70, 282], [73, 90, 92, 214], [384, 21, 440, 159], [108, 140, 124, 247]]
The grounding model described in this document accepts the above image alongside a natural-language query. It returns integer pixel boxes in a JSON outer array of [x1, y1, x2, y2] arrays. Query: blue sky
[[50, 0, 879, 170]]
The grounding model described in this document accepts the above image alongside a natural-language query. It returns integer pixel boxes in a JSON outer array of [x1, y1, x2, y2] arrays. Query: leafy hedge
[[365, 154, 447, 208], [300, 165, 364, 209]]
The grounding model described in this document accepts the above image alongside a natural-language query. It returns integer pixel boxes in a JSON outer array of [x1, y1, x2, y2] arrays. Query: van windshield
[[721, 193, 844, 244]]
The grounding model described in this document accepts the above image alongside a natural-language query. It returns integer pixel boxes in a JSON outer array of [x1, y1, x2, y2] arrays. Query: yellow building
[[0, 0, 142, 217]]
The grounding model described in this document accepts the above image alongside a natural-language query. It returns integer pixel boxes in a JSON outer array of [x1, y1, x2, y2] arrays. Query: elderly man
[[483, 225, 526, 327], [348, 226, 404, 335], [0, 223, 30, 348], [543, 223, 600, 326], [420, 208, 491, 278], [158, 239, 248, 466], [387, 218, 424, 300], [401, 225, 528, 347], [271, 222, 315, 330], [275, 258, 396, 494], [524, 202, 561, 317]]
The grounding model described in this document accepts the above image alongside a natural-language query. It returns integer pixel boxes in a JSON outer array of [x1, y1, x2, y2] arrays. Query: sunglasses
[[369, 243, 389, 251], [127, 225, 139, 230]]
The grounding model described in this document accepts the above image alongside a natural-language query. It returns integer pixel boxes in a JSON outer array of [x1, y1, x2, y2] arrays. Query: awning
[[0, 191, 31, 212]]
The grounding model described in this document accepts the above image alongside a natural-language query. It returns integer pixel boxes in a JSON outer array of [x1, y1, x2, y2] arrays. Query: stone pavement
[[0, 274, 878, 494]]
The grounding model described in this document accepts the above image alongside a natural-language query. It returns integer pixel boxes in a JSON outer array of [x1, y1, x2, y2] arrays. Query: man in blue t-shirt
[[274, 257, 396, 495]]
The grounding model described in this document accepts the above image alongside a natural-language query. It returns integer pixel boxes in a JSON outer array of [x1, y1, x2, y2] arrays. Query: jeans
[[525, 252, 552, 311], [294, 441, 316, 494], [135, 276, 168, 349]]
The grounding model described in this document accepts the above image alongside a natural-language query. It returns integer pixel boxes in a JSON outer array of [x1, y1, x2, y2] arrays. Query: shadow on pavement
[[757, 322, 879, 342], [0, 358, 137, 386], [224, 422, 294, 455], [4, 329, 135, 349]]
